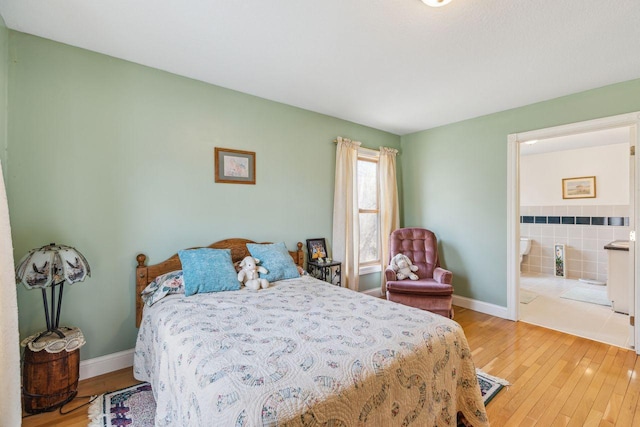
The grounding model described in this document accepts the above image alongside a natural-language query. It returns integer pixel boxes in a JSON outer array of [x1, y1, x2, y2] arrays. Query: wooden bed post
[[295, 242, 304, 268], [136, 254, 148, 328]]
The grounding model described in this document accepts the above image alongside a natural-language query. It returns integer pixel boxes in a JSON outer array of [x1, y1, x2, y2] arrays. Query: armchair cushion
[[386, 279, 453, 296]]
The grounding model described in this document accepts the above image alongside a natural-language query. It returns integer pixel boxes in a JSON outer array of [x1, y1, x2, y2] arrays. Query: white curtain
[[0, 161, 21, 425], [332, 137, 361, 291], [379, 147, 400, 294]]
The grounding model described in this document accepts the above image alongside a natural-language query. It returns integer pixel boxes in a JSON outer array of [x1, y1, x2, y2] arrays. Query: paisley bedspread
[[134, 275, 489, 426]]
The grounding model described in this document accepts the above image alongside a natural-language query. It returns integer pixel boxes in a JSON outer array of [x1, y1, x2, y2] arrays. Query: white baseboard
[[452, 294, 509, 319], [79, 348, 134, 381], [361, 288, 383, 298]]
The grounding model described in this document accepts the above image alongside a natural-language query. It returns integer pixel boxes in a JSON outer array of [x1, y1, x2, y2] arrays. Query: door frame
[[506, 112, 640, 353]]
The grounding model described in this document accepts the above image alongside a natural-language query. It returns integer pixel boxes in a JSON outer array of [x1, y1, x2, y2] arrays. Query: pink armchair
[[385, 228, 454, 318]]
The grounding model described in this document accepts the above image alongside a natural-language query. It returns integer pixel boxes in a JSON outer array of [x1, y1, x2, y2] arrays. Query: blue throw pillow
[[178, 248, 240, 296], [247, 242, 300, 282]]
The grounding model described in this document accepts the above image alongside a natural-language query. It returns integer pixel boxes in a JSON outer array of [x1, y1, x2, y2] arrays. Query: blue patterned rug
[[89, 370, 507, 426], [458, 370, 508, 426], [88, 382, 155, 427], [476, 369, 509, 405]]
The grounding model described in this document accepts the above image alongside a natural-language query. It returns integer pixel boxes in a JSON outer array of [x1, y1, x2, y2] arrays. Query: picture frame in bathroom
[[554, 243, 566, 278], [562, 176, 596, 199]]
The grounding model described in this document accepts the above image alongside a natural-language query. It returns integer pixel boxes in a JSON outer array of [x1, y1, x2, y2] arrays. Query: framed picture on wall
[[214, 147, 256, 184], [562, 176, 596, 199], [306, 238, 328, 261]]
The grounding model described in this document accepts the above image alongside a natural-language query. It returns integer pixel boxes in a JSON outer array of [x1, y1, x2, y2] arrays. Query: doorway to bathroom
[[506, 112, 640, 352]]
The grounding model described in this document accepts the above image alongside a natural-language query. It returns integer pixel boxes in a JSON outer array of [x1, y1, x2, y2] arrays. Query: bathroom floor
[[520, 273, 630, 349]]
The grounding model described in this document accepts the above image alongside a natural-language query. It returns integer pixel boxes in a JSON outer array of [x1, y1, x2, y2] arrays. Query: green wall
[[401, 79, 640, 307], [6, 32, 400, 360], [0, 16, 8, 172]]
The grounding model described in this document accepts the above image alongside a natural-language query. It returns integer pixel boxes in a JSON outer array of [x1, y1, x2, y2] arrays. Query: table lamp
[[15, 243, 91, 341]]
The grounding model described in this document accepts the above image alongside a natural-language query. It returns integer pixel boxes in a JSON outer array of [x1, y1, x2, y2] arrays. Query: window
[[357, 149, 380, 273]]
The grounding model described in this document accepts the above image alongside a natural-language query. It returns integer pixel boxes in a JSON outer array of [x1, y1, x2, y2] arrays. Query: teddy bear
[[390, 254, 419, 281], [237, 256, 270, 290]]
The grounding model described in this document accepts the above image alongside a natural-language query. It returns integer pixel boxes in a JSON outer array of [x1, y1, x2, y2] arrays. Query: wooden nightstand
[[307, 260, 342, 286]]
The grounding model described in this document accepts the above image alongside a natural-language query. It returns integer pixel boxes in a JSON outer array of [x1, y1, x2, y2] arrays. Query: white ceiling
[[0, 0, 639, 135]]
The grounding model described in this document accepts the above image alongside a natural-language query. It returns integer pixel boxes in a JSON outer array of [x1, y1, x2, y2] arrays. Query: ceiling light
[[422, 0, 452, 7]]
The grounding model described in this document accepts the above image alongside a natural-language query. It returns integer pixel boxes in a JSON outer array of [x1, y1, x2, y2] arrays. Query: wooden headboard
[[135, 238, 305, 327]]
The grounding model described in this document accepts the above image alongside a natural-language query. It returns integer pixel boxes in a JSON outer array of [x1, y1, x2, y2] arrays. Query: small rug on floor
[[476, 369, 509, 405], [560, 286, 611, 307], [458, 369, 509, 426], [89, 371, 509, 426], [88, 382, 155, 427], [520, 289, 538, 304]]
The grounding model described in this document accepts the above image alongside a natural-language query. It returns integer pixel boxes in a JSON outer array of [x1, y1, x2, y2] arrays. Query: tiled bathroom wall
[[520, 205, 629, 282]]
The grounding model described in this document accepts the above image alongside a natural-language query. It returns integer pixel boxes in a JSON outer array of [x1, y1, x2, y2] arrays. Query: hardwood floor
[[21, 306, 640, 426], [455, 307, 640, 426]]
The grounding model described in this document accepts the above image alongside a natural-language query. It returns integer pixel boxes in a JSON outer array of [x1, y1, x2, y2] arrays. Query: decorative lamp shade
[[16, 243, 91, 289]]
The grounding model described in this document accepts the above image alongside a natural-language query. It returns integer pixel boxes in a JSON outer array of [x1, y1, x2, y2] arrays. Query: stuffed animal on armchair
[[389, 253, 419, 281], [237, 256, 269, 290]]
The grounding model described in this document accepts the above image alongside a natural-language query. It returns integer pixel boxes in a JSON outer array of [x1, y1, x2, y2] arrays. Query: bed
[[133, 238, 489, 426]]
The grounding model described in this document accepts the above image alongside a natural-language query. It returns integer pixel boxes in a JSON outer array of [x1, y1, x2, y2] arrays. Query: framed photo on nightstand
[[306, 238, 328, 261]]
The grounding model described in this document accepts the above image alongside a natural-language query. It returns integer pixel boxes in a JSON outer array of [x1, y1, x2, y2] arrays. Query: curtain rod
[[333, 138, 399, 154]]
